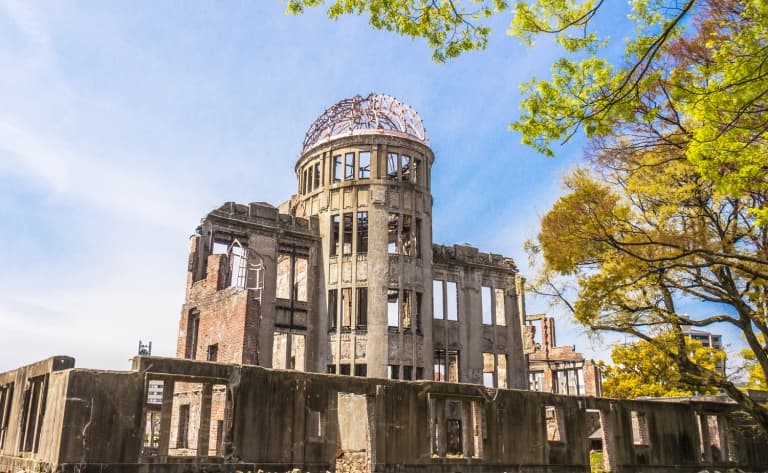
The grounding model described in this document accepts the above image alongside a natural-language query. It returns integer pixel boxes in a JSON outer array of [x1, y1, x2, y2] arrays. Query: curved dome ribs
[[302, 93, 427, 154]]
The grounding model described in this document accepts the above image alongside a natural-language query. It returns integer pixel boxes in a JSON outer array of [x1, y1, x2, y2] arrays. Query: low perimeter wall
[[1, 356, 767, 473]]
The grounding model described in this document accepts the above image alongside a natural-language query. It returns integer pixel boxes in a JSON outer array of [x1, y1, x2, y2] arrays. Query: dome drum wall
[[293, 132, 435, 379]]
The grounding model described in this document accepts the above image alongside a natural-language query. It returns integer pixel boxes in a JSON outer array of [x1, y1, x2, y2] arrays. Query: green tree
[[602, 335, 724, 399], [286, 0, 768, 223]]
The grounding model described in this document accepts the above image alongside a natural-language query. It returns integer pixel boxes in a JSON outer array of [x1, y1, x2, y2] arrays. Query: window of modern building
[[359, 151, 370, 179], [354, 364, 367, 377], [356, 211, 368, 253], [481, 286, 492, 325], [433, 280, 444, 319], [344, 152, 355, 180], [342, 213, 353, 255], [331, 215, 340, 255], [387, 290, 399, 327], [328, 290, 337, 331], [356, 287, 367, 328], [341, 288, 352, 329], [387, 365, 400, 379]]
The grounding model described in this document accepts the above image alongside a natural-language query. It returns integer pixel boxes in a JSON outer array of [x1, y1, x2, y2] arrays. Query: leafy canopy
[[602, 335, 725, 399]]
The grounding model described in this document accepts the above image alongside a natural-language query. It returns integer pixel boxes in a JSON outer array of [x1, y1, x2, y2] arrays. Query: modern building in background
[[176, 94, 530, 387], [683, 326, 726, 376], [527, 314, 602, 397]]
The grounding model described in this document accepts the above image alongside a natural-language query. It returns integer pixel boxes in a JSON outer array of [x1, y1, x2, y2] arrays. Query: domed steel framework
[[302, 93, 428, 154]]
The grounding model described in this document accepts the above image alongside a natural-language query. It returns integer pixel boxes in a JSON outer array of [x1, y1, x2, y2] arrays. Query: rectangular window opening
[[340, 364, 351, 376], [387, 289, 399, 328], [631, 411, 649, 446], [446, 282, 458, 321], [403, 366, 413, 380], [356, 211, 368, 253], [344, 152, 355, 180], [333, 155, 342, 182], [342, 213, 353, 255], [341, 288, 352, 329], [328, 289, 338, 331], [497, 354, 507, 389], [356, 287, 368, 329], [545, 406, 564, 442], [388, 213, 399, 254], [495, 288, 506, 326], [481, 286, 492, 325], [387, 152, 399, 180], [482, 353, 495, 388], [354, 364, 367, 377], [186, 309, 200, 359], [433, 280, 444, 320], [331, 215, 340, 256], [313, 162, 321, 189], [176, 404, 190, 449], [358, 151, 370, 179], [388, 365, 400, 380], [207, 344, 219, 362], [401, 290, 412, 330]]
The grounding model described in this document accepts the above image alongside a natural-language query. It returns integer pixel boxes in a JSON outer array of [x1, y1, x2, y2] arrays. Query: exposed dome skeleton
[[302, 93, 428, 154]]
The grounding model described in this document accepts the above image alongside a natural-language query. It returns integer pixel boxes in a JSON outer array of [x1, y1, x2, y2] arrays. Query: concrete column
[[197, 384, 213, 456], [157, 380, 176, 456]]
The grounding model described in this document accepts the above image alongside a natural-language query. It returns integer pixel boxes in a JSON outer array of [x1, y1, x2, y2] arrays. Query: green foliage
[[602, 335, 724, 399], [589, 449, 608, 473], [285, 0, 768, 222], [285, 0, 508, 62]]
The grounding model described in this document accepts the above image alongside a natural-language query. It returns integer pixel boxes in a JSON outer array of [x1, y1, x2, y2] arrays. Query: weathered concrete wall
[[4, 356, 767, 473]]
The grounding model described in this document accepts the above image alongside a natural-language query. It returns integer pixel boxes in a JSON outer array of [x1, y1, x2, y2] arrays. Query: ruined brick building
[[178, 93, 528, 387], [3, 94, 768, 473]]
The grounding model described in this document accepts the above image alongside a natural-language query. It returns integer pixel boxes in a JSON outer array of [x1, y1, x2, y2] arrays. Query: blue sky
[[0, 1, 744, 372]]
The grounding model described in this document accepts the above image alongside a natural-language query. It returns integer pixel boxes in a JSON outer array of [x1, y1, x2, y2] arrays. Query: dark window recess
[[403, 366, 413, 380], [387, 152, 399, 180], [186, 309, 200, 359], [415, 367, 424, 380], [328, 290, 338, 331], [0, 383, 14, 449], [207, 344, 219, 362], [354, 364, 367, 377], [340, 364, 351, 376], [331, 215, 340, 256], [19, 375, 47, 453], [388, 365, 400, 380], [342, 213, 353, 255], [327, 365, 337, 374], [356, 211, 368, 253], [446, 418, 463, 455], [176, 404, 190, 448], [215, 419, 224, 456], [416, 293, 423, 333], [313, 162, 321, 189], [356, 288, 368, 328]]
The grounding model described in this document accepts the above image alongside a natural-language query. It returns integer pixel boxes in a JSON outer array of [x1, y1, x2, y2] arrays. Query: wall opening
[[336, 393, 370, 473], [0, 383, 13, 449], [631, 410, 649, 446], [545, 406, 564, 443], [19, 374, 47, 453]]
